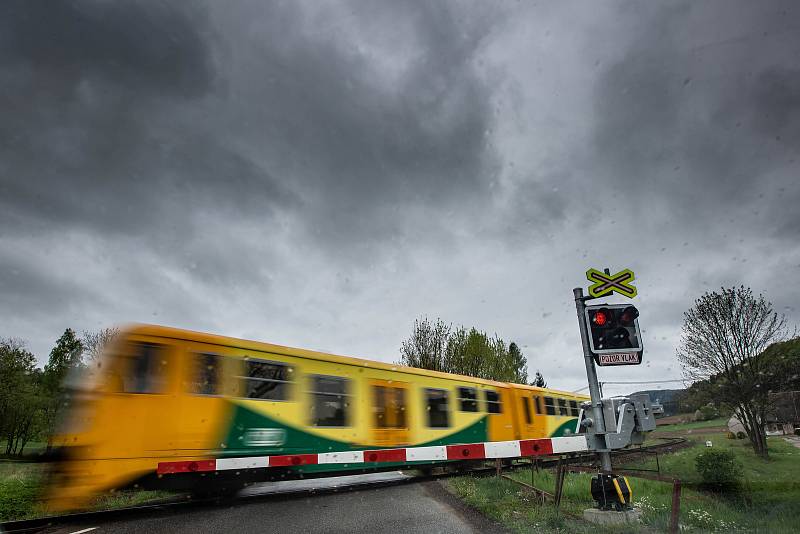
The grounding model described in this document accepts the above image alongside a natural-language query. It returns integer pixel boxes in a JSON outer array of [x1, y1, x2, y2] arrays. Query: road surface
[[46, 474, 504, 534]]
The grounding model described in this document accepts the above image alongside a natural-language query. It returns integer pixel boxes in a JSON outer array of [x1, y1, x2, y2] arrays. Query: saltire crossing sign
[[586, 268, 637, 299]]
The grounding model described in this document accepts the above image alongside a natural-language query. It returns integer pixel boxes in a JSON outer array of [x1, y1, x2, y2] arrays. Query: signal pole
[[573, 287, 612, 473]]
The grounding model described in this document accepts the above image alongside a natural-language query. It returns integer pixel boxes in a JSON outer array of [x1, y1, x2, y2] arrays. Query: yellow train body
[[50, 325, 588, 510]]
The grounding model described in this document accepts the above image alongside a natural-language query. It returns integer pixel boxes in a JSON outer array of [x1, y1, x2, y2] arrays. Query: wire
[[599, 379, 685, 385], [571, 379, 685, 393]]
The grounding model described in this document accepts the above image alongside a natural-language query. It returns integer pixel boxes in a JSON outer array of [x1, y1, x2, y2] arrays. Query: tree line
[[398, 317, 546, 386], [0, 327, 117, 456]]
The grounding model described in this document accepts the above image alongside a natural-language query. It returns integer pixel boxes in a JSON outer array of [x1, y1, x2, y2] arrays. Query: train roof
[[124, 324, 588, 399]]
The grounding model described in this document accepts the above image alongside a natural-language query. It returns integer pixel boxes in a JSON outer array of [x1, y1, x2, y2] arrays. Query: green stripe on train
[[549, 418, 579, 437], [221, 403, 489, 456], [219, 404, 577, 475]]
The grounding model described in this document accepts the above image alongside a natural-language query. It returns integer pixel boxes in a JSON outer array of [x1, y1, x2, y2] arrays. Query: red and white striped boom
[[157, 436, 589, 475]]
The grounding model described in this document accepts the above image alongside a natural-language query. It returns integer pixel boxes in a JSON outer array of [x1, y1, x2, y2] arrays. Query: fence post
[[554, 457, 566, 509], [669, 479, 681, 533]]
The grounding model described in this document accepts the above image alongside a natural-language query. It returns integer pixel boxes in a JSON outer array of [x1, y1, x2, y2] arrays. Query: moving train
[[49, 324, 588, 510]]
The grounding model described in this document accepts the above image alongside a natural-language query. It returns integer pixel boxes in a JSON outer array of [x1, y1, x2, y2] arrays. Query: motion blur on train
[[48, 325, 587, 510]]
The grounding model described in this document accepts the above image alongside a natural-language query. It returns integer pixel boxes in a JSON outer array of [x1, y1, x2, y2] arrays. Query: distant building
[[728, 391, 800, 436], [769, 391, 800, 435]]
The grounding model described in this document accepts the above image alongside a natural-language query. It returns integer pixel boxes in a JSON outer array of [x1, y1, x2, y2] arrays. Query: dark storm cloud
[[209, 1, 503, 250], [0, 0, 507, 359], [2, 0, 798, 386], [0, 0, 225, 234], [591, 1, 800, 223], [1, 0, 502, 251], [0, 0, 212, 97]]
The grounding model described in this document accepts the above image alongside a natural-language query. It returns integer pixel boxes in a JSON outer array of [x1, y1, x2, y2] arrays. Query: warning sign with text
[[595, 352, 642, 366]]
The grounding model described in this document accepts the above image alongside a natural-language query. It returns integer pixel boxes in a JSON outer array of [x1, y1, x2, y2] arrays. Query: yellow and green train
[[50, 324, 588, 510]]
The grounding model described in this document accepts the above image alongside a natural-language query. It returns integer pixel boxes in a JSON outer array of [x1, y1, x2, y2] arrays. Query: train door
[[371, 380, 409, 446], [102, 339, 180, 456], [518, 393, 536, 438], [176, 343, 235, 452], [529, 394, 546, 438]]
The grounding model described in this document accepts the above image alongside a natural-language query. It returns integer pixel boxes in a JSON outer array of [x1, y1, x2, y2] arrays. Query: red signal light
[[592, 310, 608, 326]]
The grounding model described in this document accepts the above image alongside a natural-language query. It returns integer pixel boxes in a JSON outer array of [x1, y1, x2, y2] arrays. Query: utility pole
[[573, 287, 612, 473]]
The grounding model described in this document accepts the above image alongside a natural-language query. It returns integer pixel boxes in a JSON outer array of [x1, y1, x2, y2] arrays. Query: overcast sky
[[1, 0, 799, 396]]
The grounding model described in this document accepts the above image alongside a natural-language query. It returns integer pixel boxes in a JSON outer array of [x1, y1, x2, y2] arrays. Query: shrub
[[699, 404, 719, 420], [736, 431, 745, 439], [694, 409, 705, 422], [695, 450, 742, 491]]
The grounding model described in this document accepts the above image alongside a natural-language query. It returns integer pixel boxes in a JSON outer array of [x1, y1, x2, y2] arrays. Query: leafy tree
[[532, 370, 547, 388], [444, 327, 490, 378], [758, 337, 800, 392], [0, 339, 45, 456], [42, 329, 84, 450], [677, 286, 788, 458], [43, 328, 84, 392], [507, 343, 528, 384]]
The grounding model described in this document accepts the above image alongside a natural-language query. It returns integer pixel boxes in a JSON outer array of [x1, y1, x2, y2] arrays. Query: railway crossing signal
[[573, 266, 652, 517], [585, 304, 643, 366], [586, 268, 637, 298]]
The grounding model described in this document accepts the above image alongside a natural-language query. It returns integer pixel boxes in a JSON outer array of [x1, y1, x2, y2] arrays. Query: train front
[[45, 331, 183, 511]]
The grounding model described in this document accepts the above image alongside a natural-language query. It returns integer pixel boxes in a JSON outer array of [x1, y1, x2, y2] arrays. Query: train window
[[188, 353, 221, 395], [522, 396, 531, 424], [310, 376, 350, 427], [569, 400, 580, 417], [533, 395, 543, 415], [485, 390, 502, 414], [557, 398, 569, 416], [374, 386, 407, 428], [122, 343, 169, 394], [543, 396, 557, 416], [425, 388, 450, 428], [241, 359, 293, 401], [457, 386, 478, 412]]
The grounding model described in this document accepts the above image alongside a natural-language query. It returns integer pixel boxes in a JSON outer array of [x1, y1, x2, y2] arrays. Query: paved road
[[49, 477, 504, 534]]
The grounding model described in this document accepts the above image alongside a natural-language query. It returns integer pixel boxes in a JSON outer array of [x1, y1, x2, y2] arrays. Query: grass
[[0, 460, 179, 523], [650, 417, 728, 434], [0, 462, 44, 522], [446, 426, 800, 533], [446, 469, 642, 534]]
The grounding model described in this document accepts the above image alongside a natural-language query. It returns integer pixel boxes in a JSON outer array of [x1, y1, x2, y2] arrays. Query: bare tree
[[532, 370, 547, 388], [677, 286, 788, 458], [400, 318, 529, 383], [81, 327, 119, 364], [399, 318, 450, 372]]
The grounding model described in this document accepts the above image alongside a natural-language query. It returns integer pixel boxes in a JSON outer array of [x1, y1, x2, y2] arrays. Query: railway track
[[0, 437, 686, 533]]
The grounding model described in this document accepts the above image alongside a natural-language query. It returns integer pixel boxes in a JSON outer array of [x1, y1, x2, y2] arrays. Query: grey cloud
[[591, 0, 800, 223], [0, 0, 798, 387], [205, 1, 507, 250], [0, 0, 213, 98]]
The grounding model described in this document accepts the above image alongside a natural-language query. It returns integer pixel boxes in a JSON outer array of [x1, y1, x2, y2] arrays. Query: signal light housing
[[584, 303, 643, 355]]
